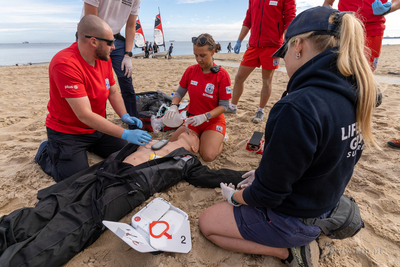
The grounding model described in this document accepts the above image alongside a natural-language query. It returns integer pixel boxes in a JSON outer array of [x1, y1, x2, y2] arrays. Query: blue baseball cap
[[272, 6, 341, 58]]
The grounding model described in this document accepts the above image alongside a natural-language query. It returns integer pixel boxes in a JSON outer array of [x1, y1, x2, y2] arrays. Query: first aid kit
[[103, 198, 192, 253]]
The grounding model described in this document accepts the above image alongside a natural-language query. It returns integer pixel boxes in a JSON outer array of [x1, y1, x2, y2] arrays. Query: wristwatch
[[382, 7, 391, 16], [205, 112, 212, 120], [125, 51, 133, 57], [230, 192, 242, 207]]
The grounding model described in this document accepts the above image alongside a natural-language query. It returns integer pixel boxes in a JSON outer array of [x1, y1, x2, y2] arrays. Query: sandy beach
[[0, 45, 400, 267]]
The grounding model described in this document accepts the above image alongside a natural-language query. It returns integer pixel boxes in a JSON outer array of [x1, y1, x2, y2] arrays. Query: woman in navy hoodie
[[199, 6, 379, 267]]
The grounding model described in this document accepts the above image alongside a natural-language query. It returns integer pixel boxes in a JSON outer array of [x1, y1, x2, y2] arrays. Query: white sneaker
[[223, 133, 229, 142], [252, 110, 264, 123], [225, 106, 237, 115]]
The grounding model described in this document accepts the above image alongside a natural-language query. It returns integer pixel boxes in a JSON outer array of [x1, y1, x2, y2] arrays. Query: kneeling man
[[35, 15, 151, 182]]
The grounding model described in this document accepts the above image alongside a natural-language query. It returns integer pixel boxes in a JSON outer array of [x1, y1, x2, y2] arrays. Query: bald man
[[34, 15, 151, 183]]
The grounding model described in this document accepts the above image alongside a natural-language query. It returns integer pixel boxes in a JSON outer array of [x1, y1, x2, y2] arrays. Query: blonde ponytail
[[336, 13, 379, 148]]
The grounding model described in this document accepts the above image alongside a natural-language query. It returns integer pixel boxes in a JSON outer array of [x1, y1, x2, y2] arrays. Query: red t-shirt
[[179, 64, 232, 115], [339, 0, 386, 37], [46, 43, 115, 134]]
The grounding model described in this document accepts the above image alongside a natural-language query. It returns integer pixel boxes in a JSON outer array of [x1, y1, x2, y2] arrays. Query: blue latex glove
[[233, 40, 242, 54], [121, 113, 143, 129], [372, 0, 392, 15], [121, 129, 152, 146]]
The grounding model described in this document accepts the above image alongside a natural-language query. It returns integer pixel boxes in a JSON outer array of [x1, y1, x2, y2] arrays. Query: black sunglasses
[[85, 35, 116, 46], [192, 36, 208, 45]]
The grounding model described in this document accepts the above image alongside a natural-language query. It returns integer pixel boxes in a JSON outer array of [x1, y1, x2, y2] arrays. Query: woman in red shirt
[[164, 33, 232, 161]]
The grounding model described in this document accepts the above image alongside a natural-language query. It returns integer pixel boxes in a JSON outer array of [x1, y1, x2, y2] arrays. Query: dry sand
[[0, 45, 399, 267]]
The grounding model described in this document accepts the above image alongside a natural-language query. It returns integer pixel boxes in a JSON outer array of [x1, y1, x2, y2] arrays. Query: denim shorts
[[234, 205, 329, 248]]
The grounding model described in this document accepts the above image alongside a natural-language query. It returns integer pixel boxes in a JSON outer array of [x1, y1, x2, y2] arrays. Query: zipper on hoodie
[[258, 0, 267, 47]]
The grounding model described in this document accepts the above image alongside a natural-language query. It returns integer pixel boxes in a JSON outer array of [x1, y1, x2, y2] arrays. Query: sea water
[[1, 39, 399, 67], [0, 41, 247, 66], [0, 43, 71, 66]]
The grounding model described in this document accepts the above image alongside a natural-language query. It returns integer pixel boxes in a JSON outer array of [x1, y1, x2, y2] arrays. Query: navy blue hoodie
[[243, 48, 364, 218]]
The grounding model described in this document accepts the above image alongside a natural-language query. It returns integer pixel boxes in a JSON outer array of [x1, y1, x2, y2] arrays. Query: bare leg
[[199, 130, 224, 162], [199, 202, 289, 259], [259, 69, 275, 109], [231, 65, 256, 105]]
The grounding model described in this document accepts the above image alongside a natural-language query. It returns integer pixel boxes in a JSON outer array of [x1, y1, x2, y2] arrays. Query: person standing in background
[[323, 0, 400, 71], [226, 0, 296, 124], [82, 0, 141, 129], [323, 0, 400, 148], [168, 43, 174, 59], [144, 41, 150, 58], [153, 42, 158, 53], [227, 42, 232, 53]]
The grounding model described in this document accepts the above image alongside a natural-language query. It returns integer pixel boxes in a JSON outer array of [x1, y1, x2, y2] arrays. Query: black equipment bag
[[300, 194, 364, 239], [136, 90, 187, 132]]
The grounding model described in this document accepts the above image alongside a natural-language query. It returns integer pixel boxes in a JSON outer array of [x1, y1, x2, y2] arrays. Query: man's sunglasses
[[85, 35, 115, 46], [192, 37, 208, 45]]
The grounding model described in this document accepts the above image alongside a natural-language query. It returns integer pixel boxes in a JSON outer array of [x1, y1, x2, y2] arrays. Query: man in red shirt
[[226, 0, 296, 123], [34, 15, 151, 182], [323, 0, 400, 71]]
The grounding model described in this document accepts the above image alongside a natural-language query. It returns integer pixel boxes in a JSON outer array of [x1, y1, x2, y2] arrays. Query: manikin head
[[176, 130, 199, 154]]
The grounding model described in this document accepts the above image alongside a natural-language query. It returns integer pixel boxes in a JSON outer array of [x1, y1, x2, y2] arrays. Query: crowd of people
[[142, 41, 162, 58], [2, 0, 399, 266]]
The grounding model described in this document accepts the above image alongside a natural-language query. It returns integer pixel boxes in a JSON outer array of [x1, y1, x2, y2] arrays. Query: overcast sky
[[0, 0, 399, 43]]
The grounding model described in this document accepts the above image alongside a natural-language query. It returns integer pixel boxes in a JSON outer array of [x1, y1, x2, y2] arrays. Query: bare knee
[[200, 148, 221, 162], [235, 73, 247, 84], [262, 78, 273, 88], [201, 152, 217, 162], [198, 209, 212, 238], [199, 133, 223, 161]]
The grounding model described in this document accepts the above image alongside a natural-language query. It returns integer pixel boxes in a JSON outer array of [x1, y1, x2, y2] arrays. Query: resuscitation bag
[[162, 113, 185, 128], [103, 198, 192, 253]]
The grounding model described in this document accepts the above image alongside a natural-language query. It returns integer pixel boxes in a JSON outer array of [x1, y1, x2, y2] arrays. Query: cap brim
[[272, 40, 289, 58]]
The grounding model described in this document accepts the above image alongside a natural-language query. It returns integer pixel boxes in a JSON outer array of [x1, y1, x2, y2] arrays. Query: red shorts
[[241, 46, 280, 70], [188, 114, 226, 136], [365, 35, 383, 71]]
